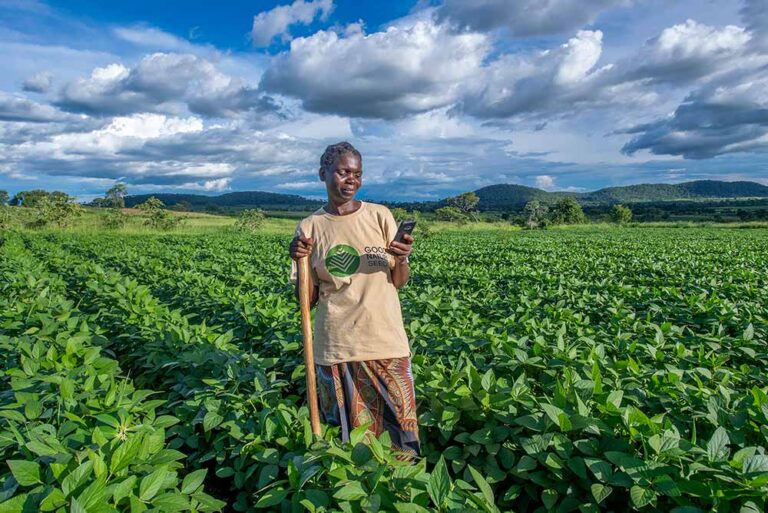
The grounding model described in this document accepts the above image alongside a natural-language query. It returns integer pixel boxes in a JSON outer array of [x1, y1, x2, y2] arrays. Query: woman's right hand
[[289, 234, 314, 260]]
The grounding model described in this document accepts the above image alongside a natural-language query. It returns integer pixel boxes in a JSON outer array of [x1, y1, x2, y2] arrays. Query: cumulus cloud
[[435, 0, 629, 37], [535, 175, 556, 190], [456, 30, 650, 120], [260, 20, 488, 119], [0, 92, 70, 122], [252, 0, 333, 47], [742, 0, 768, 50], [621, 66, 768, 159], [57, 53, 281, 118], [22, 71, 53, 93], [614, 20, 751, 85]]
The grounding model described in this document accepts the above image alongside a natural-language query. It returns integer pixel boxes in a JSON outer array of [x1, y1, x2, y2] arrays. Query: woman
[[289, 141, 419, 456]]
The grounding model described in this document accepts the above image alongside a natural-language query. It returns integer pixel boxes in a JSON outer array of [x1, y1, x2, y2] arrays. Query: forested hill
[[123, 180, 768, 212], [474, 180, 768, 209], [581, 180, 768, 204], [125, 191, 323, 211]]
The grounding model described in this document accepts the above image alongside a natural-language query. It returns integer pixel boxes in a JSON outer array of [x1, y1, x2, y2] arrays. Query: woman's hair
[[320, 141, 361, 173]]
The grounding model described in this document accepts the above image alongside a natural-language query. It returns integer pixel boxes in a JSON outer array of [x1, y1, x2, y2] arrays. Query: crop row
[[13, 233, 494, 512], [3, 228, 768, 512], [0, 233, 226, 513]]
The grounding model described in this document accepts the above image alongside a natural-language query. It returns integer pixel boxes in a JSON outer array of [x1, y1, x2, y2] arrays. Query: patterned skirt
[[316, 357, 420, 456]]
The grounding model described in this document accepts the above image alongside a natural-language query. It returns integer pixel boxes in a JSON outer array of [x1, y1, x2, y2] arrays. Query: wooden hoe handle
[[299, 256, 322, 436]]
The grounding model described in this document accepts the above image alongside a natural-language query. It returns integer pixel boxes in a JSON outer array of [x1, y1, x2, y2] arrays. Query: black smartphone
[[393, 220, 416, 243]]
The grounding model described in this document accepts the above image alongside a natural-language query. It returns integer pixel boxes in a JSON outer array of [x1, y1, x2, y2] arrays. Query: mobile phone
[[393, 220, 416, 243]]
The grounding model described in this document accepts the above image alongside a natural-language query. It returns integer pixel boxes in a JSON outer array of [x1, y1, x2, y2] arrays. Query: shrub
[[235, 208, 267, 232]]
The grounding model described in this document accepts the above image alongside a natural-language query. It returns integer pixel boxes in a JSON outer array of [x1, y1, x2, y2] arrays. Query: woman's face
[[321, 152, 363, 204]]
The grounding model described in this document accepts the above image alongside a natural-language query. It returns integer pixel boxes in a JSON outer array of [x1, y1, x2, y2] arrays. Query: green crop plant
[[1, 227, 767, 512]]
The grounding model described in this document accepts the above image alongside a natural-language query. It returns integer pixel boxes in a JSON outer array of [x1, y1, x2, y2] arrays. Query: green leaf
[[333, 481, 367, 501], [542, 489, 558, 510], [427, 456, 451, 508], [743, 455, 768, 475], [112, 476, 137, 504], [394, 503, 430, 513], [630, 486, 655, 508], [202, 412, 223, 432], [139, 469, 169, 501], [743, 323, 754, 341], [255, 489, 290, 508], [0, 494, 28, 513], [192, 492, 227, 512], [707, 427, 730, 462], [152, 492, 190, 512], [590, 484, 612, 504], [62, 461, 93, 497], [181, 469, 207, 494], [468, 465, 494, 507], [7, 460, 41, 486], [40, 488, 66, 512]]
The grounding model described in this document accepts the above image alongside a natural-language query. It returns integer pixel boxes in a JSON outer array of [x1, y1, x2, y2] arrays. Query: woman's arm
[[290, 234, 319, 307], [388, 233, 413, 289]]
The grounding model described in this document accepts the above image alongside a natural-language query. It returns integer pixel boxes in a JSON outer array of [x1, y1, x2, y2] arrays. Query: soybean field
[[1, 227, 768, 513]]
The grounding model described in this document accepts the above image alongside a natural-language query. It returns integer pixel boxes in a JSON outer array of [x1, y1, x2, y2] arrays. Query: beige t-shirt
[[290, 201, 411, 365]]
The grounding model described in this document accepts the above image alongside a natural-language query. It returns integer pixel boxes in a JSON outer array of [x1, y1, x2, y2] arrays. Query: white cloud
[[260, 20, 489, 119], [251, 0, 333, 47], [58, 53, 280, 118], [535, 175, 556, 190], [22, 71, 53, 93], [275, 180, 320, 190], [182, 177, 233, 191], [0, 92, 70, 122], [614, 20, 751, 84], [457, 30, 650, 120], [436, 0, 630, 37], [742, 0, 768, 50], [113, 26, 199, 52], [23, 113, 203, 157]]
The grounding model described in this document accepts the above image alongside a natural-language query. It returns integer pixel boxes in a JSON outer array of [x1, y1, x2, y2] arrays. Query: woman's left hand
[[388, 233, 413, 264]]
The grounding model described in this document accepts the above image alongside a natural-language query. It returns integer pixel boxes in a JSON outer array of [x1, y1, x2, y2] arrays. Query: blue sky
[[1, 0, 766, 201]]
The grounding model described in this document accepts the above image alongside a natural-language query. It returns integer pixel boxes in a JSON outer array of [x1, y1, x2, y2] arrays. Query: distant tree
[[12, 189, 51, 207], [137, 197, 179, 230], [30, 193, 83, 228], [447, 192, 479, 213], [137, 196, 165, 211], [435, 206, 468, 224], [0, 190, 8, 206], [409, 210, 432, 239], [205, 204, 223, 214], [551, 197, 587, 225], [235, 208, 266, 232], [610, 204, 633, 224], [390, 207, 408, 222], [105, 183, 127, 208], [523, 200, 549, 229], [89, 197, 110, 208], [101, 208, 128, 229]]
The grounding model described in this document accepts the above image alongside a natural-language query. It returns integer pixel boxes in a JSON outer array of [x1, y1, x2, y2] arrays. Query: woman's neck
[[324, 199, 361, 216]]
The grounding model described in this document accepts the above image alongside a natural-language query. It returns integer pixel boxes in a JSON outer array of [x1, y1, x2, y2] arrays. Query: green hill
[[471, 180, 768, 209], [125, 191, 323, 211], [581, 180, 768, 204]]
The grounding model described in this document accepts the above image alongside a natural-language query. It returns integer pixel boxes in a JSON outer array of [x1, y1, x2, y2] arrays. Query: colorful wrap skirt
[[316, 357, 420, 456]]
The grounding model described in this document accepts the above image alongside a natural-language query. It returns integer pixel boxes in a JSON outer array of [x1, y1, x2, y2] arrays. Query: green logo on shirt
[[326, 244, 360, 277]]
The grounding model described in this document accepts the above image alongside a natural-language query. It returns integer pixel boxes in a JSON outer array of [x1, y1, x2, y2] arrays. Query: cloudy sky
[[1, 0, 767, 201]]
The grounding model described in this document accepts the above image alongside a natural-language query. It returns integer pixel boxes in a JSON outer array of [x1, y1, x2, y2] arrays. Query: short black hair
[[320, 141, 361, 173]]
